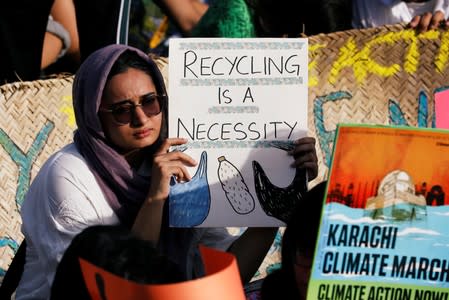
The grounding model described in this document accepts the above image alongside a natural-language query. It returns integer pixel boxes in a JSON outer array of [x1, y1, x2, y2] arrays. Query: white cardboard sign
[[168, 38, 308, 227]]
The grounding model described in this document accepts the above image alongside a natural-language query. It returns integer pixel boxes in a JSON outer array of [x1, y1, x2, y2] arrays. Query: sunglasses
[[100, 93, 166, 125]]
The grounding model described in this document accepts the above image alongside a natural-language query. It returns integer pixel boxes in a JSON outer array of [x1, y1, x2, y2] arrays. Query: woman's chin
[[130, 136, 158, 149]]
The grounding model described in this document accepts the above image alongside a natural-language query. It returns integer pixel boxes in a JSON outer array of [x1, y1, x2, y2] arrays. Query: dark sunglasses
[[100, 93, 166, 125]]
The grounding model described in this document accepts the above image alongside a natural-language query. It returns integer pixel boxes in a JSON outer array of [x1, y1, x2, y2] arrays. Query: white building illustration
[[365, 170, 427, 221]]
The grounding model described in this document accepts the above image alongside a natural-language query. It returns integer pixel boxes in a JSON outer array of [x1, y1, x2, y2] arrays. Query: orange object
[[79, 245, 245, 300], [149, 16, 169, 49]]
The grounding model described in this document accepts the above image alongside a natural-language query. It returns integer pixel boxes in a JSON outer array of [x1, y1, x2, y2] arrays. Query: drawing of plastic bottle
[[217, 156, 255, 214]]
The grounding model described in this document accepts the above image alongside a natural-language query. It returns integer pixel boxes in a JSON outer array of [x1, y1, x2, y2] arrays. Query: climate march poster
[[307, 124, 449, 300]]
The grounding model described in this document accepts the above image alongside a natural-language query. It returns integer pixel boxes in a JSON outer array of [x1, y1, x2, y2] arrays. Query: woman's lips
[[134, 128, 152, 139]]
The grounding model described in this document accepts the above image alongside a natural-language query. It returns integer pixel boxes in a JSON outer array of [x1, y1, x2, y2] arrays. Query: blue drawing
[[268, 230, 283, 255], [313, 91, 353, 167], [169, 151, 211, 227], [0, 121, 54, 277], [0, 121, 55, 208], [389, 91, 433, 127], [0, 237, 19, 276], [265, 140, 295, 152], [265, 262, 282, 275], [313, 88, 449, 168]]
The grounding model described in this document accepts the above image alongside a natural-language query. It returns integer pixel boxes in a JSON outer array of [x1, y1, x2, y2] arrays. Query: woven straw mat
[[308, 23, 449, 184], [0, 75, 75, 278]]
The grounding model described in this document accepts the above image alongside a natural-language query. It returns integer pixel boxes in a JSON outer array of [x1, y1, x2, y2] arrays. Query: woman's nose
[[130, 105, 148, 126]]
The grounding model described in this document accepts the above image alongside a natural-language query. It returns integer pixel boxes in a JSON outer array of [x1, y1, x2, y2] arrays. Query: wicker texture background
[[1, 23, 449, 281], [0, 76, 75, 277], [308, 23, 449, 184]]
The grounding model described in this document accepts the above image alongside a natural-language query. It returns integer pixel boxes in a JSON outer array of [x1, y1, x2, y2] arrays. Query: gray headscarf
[[72, 44, 167, 227]]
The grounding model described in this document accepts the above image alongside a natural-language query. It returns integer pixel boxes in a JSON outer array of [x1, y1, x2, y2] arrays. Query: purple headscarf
[[72, 44, 168, 226]]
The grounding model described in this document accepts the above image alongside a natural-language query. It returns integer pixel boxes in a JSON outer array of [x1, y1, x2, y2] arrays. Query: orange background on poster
[[327, 126, 449, 208]]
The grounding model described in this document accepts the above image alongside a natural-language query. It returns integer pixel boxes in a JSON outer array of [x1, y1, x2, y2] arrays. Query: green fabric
[[190, 0, 256, 37]]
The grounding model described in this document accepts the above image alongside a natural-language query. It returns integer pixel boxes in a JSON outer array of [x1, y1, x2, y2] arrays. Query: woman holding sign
[[15, 44, 318, 299]]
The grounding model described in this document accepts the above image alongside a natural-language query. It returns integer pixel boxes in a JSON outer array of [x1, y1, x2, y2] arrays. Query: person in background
[[42, 0, 80, 73], [261, 181, 327, 300], [128, 0, 151, 53], [153, 0, 209, 36], [15, 44, 318, 299], [188, 0, 351, 37], [352, 0, 449, 32], [73, 0, 128, 62], [152, 0, 351, 38], [50, 225, 187, 300], [0, 0, 81, 84], [0, 0, 54, 83]]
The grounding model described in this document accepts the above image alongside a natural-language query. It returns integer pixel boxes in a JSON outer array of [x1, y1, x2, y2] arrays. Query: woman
[[352, 0, 449, 32], [42, 0, 80, 71], [15, 44, 318, 299], [188, 0, 350, 38]]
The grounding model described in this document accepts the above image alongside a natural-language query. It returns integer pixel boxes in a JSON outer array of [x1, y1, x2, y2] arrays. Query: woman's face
[[99, 68, 162, 153]]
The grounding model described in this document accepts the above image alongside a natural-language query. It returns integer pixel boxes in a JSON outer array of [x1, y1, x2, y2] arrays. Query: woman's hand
[[289, 137, 318, 181], [148, 137, 197, 203], [133, 138, 196, 242]]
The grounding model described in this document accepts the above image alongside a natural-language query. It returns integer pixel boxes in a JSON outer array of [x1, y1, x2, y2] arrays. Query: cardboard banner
[[308, 23, 449, 183], [80, 246, 245, 300]]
